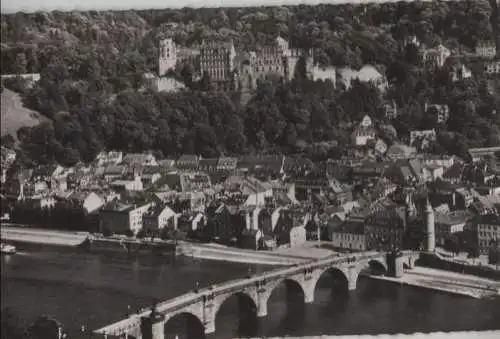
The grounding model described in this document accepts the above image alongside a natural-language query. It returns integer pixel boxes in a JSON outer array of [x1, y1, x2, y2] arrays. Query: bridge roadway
[[95, 250, 419, 338]]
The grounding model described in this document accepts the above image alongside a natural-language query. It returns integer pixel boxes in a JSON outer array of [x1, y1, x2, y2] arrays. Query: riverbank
[[365, 267, 500, 299], [1, 225, 89, 247]]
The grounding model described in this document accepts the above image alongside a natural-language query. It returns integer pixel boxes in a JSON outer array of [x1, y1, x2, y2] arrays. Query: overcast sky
[[1, 0, 423, 14]]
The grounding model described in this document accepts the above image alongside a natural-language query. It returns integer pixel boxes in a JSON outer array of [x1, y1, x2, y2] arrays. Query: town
[[1, 23, 500, 264], [2, 130, 500, 263]]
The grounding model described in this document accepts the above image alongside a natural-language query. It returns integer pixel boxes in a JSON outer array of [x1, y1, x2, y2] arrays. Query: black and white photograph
[[1, 0, 500, 338]]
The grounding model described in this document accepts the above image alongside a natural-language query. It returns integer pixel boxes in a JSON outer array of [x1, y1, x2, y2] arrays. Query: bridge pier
[[346, 266, 359, 291], [204, 320, 216, 337], [152, 321, 164, 339], [253, 316, 269, 338], [303, 281, 315, 303], [257, 294, 268, 317]]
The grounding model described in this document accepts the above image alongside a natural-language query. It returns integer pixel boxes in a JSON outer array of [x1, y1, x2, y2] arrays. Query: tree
[[1, 134, 15, 149], [28, 316, 60, 339], [13, 52, 27, 75]]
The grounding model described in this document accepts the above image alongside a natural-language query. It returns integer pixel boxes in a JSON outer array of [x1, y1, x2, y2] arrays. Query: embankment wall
[[418, 253, 500, 281]]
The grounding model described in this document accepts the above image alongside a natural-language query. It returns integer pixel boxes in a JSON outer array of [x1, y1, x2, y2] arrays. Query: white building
[[68, 191, 105, 214], [475, 41, 497, 59], [95, 151, 123, 167], [338, 65, 387, 92], [142, 204, 180, 232], [485, 61, 500, 75], [110, 177, 144, 192]]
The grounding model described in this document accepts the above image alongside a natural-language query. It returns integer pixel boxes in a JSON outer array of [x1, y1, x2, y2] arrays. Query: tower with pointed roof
[[425, 197, 435, 252]]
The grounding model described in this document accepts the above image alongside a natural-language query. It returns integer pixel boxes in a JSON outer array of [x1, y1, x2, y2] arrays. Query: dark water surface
[[1, 245, 500, 338]]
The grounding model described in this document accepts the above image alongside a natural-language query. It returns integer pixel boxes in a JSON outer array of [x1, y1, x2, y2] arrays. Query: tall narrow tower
[[489, 0, 500, 59], [425, 198, 435, 252], [158, 38, 177, 76]]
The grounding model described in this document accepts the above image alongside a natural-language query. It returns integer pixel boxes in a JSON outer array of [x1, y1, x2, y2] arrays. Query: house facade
[[475, 214, 500, 255], [99, 201, 152, 235], [142, 204, 179, 232], [330, 221, 366, 251]]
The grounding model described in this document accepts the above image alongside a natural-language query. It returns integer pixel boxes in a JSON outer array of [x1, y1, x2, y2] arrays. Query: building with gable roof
[[142, 204, 180, 232], [365, 206, 408, 251], [68, 191, 105, 214], [351, 115, 376, 146], [99, 200, 153, 235], [434, 210, 468, 247], [423, 44, 451, 68]]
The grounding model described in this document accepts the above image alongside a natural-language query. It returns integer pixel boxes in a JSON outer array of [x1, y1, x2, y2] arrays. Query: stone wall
[[418, 253, 500, 281]]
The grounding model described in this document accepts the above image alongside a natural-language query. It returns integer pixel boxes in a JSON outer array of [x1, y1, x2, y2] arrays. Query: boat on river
[[1, 243, 16, 254]]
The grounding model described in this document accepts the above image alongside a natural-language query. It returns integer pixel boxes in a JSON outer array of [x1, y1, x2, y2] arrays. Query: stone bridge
[[95, 251, 419, 339]]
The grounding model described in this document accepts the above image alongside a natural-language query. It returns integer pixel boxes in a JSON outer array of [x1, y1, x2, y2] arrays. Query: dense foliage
[[1, 310, 62, 339], [1, 1, 499, 166]]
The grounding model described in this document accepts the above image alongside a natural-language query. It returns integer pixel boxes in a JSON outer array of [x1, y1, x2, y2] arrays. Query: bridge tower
[[425, 198, 435, 253], [140, 304, 165, 339]]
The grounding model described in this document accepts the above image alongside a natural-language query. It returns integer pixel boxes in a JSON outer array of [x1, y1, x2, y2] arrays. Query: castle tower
[[424, 197, 435, 252], [488, 0, 499, 59], [158, 38, 177, 76]]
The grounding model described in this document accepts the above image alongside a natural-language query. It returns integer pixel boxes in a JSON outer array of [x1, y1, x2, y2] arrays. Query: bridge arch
[[313, 267, 350, 293], [265, 277, 307, 305], [214, 291, 259, 338], [163, 312, 205, 339], [366, 258, 388, 275], [213, 290, 258, 320]]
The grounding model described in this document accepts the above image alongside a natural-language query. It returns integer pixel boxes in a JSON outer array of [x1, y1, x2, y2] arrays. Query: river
[[1, 245, 500, 339]]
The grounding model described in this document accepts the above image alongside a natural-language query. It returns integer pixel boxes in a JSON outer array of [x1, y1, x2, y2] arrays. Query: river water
[[1, 246, 500, 339]]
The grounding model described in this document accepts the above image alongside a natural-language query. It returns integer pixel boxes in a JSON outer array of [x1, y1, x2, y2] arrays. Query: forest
[[1, 0, 499, 166]]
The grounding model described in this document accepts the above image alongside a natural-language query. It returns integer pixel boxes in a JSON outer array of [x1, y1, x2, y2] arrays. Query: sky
[[1, 0, 425, 14]]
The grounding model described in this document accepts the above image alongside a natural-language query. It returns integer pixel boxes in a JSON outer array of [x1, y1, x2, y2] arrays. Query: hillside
[[1, 88, 46, 140], [0, 1, 498, 166]]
